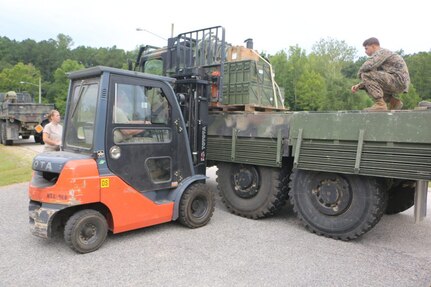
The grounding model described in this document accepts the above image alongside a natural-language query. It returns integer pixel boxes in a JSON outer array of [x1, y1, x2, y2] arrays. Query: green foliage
[[295, 70, 326, 111], [342, 56, 366, 78], [47, 59, 85, 115], [269, 50, 289, 107], [400, 84, 421, 109], [405, 52, 431, 100], [0, 34, 130, 109], [142, 59, 163, 75], [324, 77, 370, 111], [291, 39, 362, 111], [0, 62, 41, 95], [93, 46, 127, 68], [269, 46, 308, 110], [311, 38, 357, 81], [70, 45, 127, 68]]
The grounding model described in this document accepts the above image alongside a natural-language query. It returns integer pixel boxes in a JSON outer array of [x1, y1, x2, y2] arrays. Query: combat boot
[[388, 97, 403, 110], [364, 98, 387, 112]]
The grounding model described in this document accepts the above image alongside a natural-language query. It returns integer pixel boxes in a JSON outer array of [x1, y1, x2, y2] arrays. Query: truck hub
[[311, 177, 352, 216], [233, 167, 259, 199]]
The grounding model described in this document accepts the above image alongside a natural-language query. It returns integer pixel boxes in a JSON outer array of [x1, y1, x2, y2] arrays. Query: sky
[[1, 0, 429, 57]]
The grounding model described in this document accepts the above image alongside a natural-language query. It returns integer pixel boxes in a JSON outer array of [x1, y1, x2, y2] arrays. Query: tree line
[[0, 33, 430, 114]]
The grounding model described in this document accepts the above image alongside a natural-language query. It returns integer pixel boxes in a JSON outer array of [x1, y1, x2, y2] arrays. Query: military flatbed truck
[[0, 91, 54, 145], [135, 26, 430, 240]]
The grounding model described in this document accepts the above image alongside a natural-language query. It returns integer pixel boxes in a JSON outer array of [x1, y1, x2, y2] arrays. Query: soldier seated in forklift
[[113, 84, 169, 143], [114, 84, 155, 143]]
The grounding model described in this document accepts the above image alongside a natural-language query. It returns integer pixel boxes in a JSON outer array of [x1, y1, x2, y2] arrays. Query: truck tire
[[1, 122, 12, 145], [289, 170, 387, 240], [385, 180, 415, 215], [34, 133, 43, 144], [178, 182, 215, 228], [217, 163, 289, 219], [64, 209, 108, 254]]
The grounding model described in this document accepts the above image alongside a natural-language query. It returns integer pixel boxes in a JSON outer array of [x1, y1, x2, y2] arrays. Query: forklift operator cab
[[64, 67, 191, 192], [29, 66, 214, 253]]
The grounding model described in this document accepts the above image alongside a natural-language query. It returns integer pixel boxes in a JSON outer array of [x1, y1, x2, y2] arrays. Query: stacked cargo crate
[[222, 47, 284, 108]]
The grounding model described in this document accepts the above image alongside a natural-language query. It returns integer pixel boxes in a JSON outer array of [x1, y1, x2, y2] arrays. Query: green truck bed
[[208, 109, 431, 181]]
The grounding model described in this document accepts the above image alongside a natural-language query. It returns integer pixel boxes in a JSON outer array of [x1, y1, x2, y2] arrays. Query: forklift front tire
[[179, 182, 215, 228], [64, 209, 108, 254]]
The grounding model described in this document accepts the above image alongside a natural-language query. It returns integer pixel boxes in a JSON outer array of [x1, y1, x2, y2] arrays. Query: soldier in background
[[43, 110, 62, 151], [351, 37, 410, 111]]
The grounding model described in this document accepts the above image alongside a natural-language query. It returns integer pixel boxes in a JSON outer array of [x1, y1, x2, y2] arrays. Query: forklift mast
[[136, 26, 227, 175]]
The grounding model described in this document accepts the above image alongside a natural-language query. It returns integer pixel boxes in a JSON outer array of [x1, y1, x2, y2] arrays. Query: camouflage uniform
[[357, 48, 410, 101]]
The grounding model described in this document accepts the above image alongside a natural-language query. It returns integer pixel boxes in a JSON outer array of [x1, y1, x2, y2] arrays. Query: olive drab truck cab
[[0, 91, 54, 145], [135, 26, 430, 241], [29, 66, 215, 253]]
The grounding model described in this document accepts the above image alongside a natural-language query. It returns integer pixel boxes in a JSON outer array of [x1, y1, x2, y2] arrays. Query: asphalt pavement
[[1, 138, 431, 286]]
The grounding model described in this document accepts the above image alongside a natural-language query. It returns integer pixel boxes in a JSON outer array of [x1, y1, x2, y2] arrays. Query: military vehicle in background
[[0, 91, 55, 145]]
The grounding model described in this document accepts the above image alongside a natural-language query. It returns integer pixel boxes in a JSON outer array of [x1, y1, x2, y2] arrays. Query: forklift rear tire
[[64, 209, 108, 254], [178, 182, 215, 228]]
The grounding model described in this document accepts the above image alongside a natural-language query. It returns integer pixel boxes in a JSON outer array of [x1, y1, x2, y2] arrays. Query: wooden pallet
[[209, 104, 287, 112]]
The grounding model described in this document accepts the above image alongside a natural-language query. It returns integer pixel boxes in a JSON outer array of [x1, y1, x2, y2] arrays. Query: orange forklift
[[29, 62, 216, 253]]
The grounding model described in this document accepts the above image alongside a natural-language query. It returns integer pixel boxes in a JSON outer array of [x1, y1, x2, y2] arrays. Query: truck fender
[[171, 174, 207, 221]]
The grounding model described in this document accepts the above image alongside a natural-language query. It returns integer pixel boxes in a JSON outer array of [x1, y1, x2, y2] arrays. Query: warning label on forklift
[[100, 178, 110, 188]]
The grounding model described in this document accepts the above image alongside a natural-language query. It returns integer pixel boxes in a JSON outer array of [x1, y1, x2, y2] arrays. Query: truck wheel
[[289, 170, 387, 240], [22, 135, 30, 140], [1, 123, 12, 145], [64, 210, 108, 254], [385, 180, 415, 215], [34, 133, 43, 144], [217, 163, 289, 219], [178, 182, 215, 228]]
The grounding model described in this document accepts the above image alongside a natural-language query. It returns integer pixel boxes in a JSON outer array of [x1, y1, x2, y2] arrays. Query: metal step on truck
[[0, 91, 55, 145], [135, 26, 430, 240]]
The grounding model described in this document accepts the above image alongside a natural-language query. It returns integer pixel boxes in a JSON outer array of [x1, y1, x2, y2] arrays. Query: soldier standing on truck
[[351, 37, 410, 111], [42, 110, 62, 151]]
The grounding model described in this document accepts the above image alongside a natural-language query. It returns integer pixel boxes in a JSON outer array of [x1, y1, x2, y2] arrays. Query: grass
[[0, 145, 35, 186]]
